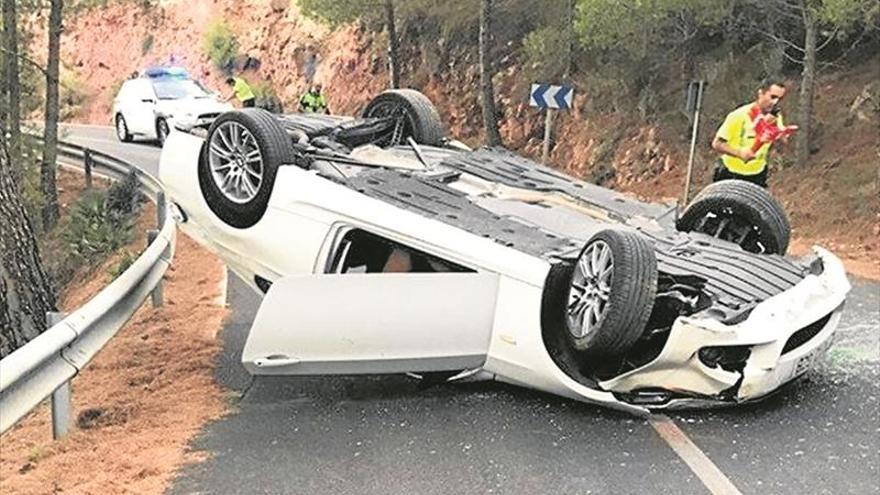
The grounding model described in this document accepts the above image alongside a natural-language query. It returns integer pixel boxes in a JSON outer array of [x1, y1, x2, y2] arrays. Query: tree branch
[[0, 47, 51, 78], [757, 29, 805, 53], [817, 28, 870, 73], [765, 1, 803, 22], [816, 27, 839, 52], [780, 49, 804, 65]]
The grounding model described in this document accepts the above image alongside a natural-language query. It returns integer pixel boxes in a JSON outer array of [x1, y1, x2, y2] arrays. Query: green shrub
[[106, 170, 142, 217], [107, 250, 137, 282], [204, 21, 239, 73], [141, 34, 154, 55], [64, 190, 131, 262], [59, 70, 88, 121], [522, 26, 569, 81], [63, 172, 141, 264]]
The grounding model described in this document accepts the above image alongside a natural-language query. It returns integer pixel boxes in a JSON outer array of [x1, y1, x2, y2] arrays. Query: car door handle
[[253, 355, 301, 368]]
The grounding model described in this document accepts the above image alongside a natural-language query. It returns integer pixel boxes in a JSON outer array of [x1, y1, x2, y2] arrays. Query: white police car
[[112, 67, 232, 145]]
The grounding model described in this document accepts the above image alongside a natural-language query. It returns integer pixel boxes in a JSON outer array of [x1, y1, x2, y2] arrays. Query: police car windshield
[[152, 79, 210, 100]]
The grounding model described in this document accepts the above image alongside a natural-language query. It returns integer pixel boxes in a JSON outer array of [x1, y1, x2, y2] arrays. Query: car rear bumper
[[599, 246, 851, 408]]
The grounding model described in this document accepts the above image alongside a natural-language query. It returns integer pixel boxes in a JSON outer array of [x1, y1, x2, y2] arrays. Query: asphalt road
[[62, 124, 879, 495], [59, 123, 163, 177]]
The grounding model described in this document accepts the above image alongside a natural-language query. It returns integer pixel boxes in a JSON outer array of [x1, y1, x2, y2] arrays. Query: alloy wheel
[[567, 240, 614, 339], [207, 121, 264, 204]]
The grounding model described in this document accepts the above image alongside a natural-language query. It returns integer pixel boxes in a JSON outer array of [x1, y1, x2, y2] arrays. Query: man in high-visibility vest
[[299, 84, 329, 114], [225, 76, 256, 108], [711, 78, 795, 187]]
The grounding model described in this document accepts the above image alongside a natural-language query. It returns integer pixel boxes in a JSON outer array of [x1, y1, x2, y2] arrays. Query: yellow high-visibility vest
[[715, 103, 785, 175]]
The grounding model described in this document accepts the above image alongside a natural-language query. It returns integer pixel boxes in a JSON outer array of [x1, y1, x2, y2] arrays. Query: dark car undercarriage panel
[[344, 162, 808, 320], [346, 168, 584, 258], [287, 114, 810, 325]]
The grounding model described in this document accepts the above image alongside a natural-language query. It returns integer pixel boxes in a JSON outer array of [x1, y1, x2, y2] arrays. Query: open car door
[[242, 273, 500, 375]]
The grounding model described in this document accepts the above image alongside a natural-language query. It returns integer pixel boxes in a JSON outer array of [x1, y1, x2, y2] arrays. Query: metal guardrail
[[0, 137, 175, 435]]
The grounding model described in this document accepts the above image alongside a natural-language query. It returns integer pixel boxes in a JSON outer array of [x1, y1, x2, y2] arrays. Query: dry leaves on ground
[[0, 222, 228, 494]]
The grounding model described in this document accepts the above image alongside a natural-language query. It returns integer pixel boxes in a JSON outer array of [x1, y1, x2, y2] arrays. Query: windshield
[[151, 79, 210, 100]]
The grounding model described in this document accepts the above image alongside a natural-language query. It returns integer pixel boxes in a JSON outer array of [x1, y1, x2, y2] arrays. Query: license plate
[[794, 336, 834, 376]]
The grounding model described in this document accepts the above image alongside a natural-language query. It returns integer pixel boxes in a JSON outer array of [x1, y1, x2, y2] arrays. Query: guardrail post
[[83, 149, 93, 189], [47, 311, 72, 439], [156, 191, 166, 228], [147, 229, 164, 307]]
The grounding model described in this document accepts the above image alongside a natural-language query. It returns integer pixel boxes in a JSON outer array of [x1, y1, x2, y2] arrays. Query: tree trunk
[[2, 0, 21, 169], [41, 0, 63, 229], [479, 0, 502, 147], [385, 0, 400, 89], [0, 132, 57, 358], [796, 3, 817, 166]]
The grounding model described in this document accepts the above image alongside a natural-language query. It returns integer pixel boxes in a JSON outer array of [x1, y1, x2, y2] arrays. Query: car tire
[[156, 118, 170, 146], [198, 108, 297, 229], [564, 229, 657, 362], [115, 114, 132, 142], [676, 179, 790, 254], [361, 89, 444, 146]]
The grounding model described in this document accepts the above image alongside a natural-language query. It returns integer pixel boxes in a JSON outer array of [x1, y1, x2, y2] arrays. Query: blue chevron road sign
[[529, 83, 573, 110]]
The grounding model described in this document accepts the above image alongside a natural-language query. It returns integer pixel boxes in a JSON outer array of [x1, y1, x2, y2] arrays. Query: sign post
[[682, 80, 706, 207], [530, 83, 574, 164]]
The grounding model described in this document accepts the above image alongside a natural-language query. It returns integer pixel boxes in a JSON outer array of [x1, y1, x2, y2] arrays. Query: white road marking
[[650, 415, 743, 495]]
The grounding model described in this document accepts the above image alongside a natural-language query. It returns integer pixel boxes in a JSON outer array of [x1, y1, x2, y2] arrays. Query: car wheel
[[565, 229, 657, 361], [156, 118, 170, 146], [115, 114, 132, 142], [676, 179, 790, 254], [198, 108, 297, 229], [361, 89, 444, 146]]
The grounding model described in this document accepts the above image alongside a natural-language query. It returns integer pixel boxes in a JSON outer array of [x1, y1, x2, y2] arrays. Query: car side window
[[328, 229, 471, 274]]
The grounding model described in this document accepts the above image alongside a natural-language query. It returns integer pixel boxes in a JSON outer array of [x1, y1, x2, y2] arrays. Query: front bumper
[[600, 247, 851, 408]]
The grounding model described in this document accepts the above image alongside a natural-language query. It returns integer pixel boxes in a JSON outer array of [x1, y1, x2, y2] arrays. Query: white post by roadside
[[542, 108, 555, 165], [48, 311, 71, 439], [682, 80, 706, 207], [149, 190, 167, 308], [531, 83, 573, 166]]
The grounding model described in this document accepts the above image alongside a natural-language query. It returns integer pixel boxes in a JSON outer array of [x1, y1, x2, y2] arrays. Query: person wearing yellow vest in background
[[711, 78, 795, 188], [224, 76, 256, 108], [299, 84, 330, 114]]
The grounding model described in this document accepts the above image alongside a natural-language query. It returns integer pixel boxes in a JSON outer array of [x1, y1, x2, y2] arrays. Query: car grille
[[198, 112, 220, 120], [782, 312, 832, 355]]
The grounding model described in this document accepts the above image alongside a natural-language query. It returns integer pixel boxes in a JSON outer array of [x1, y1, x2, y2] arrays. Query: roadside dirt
[[0, 189, 228, 494]]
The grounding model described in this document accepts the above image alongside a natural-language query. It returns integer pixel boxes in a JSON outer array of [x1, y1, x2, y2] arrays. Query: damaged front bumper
[[600, 247, 851, 409]]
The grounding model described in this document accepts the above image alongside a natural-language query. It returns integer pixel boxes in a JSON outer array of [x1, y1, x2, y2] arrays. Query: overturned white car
[[159, 89, 850, 414]]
